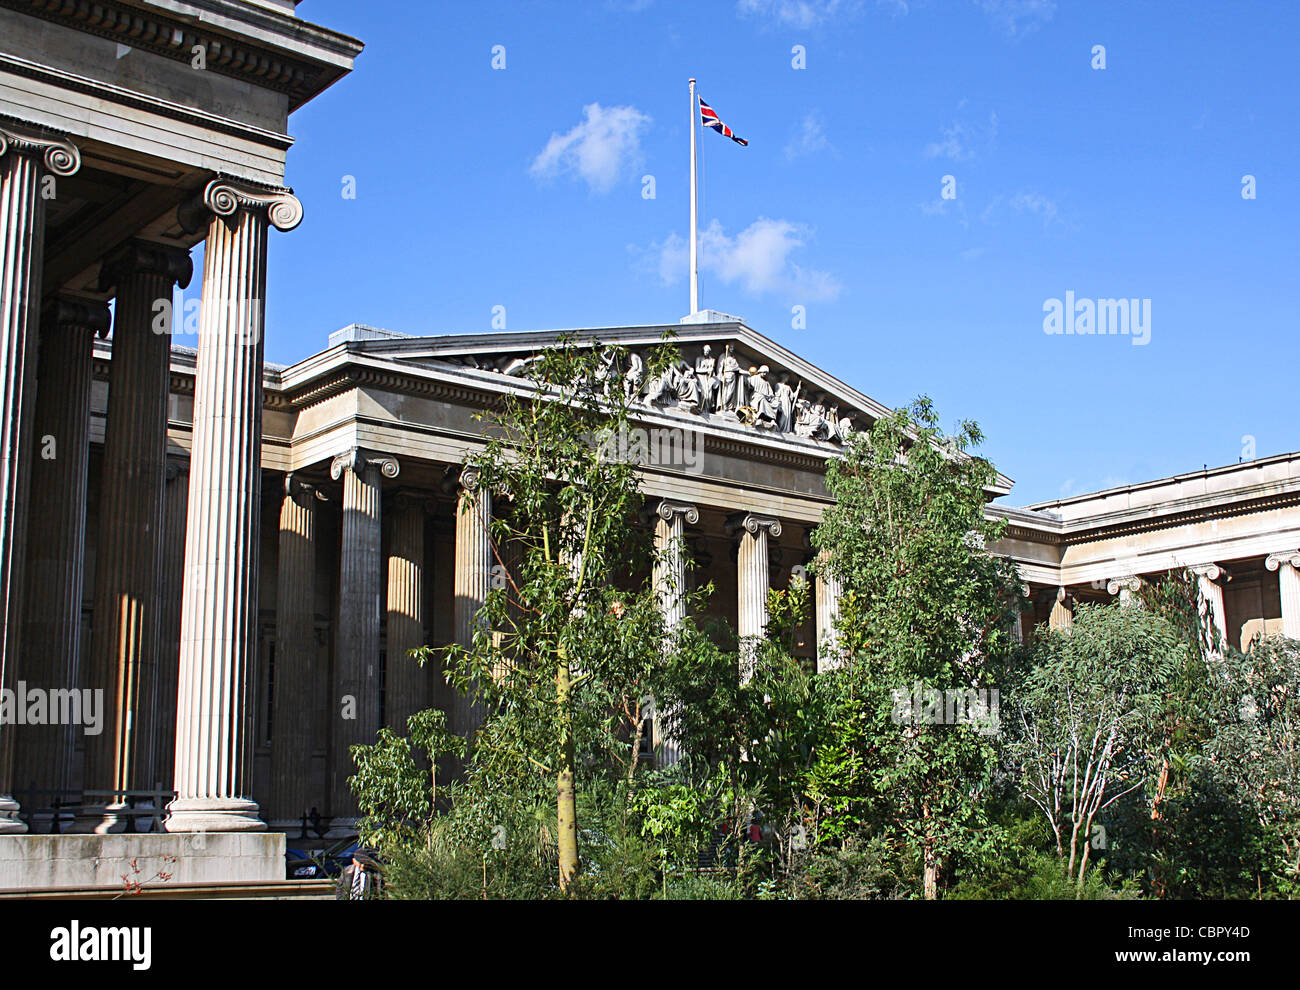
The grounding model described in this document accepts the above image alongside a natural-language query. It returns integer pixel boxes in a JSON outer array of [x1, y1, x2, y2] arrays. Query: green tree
[[1008, 603, 1183, 891], [1203, 634, 1300, 894], [414, 336, 678, 892], [808, 397, 1021, 898]]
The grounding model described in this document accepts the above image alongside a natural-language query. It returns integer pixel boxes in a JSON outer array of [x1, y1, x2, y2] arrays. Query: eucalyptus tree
[[418, 335, 679, 891], [809, 397, 1022, 898], [1008, 603, 1183, 890]]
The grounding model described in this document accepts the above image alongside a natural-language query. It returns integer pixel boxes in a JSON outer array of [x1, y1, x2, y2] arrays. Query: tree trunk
[[556, 644, 578, 891], [922, 798, 938, 900]]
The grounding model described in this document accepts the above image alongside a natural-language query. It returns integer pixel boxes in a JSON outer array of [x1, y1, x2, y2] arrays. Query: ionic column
[[0, 121, 81, 833], [1048, 587, 1073, 631], [80, 241, 191, 831], [728, 512, 781, 680], [385, 491, 431, 733], [652, 501, 697, 764], [153, 457, 189, 788], [452, 466, 492, 739], [814, 548, 843, 673], [166, 179, 303, 834], [271, 473, 320, 824], [329, 448, 398, 818], [1191, 564, 1231, 657], [14, 298, 109, 804], [1107, 575, 1143, 607], [653, 501, 698, 629], [1009, 582, 1030, 644], [1265, 551, 1300, 640]]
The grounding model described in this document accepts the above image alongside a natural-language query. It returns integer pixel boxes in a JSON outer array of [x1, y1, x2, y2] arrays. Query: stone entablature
[[0, 0, 362, 111]]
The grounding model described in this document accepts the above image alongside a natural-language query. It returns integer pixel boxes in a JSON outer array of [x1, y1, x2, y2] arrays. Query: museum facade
[[1, 0, 1298, 890]]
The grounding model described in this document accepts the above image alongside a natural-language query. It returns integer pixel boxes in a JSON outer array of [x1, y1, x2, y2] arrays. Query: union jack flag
[[699, 97, 748, 146]]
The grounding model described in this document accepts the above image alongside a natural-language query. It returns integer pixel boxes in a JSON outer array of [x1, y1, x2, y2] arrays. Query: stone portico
[[2, 0, 1298, 894], [0, 0, 362, 885]]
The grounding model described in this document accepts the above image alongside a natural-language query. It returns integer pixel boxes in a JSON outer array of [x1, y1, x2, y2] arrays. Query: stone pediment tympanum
[[341, 321, 896, 452]]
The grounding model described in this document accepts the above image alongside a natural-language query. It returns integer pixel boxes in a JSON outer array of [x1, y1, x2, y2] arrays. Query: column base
[[164, 797, 266, 833], [0, 796, 26, 834]]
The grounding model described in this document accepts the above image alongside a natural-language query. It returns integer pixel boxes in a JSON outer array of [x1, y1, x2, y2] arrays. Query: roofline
[[1025, 449, 1300, 512]]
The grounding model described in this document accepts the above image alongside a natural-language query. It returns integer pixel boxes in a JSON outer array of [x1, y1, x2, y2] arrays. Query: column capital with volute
[[1265, 551, 1300, 572], [178, 176, 304, 234], [330, 447, 400, 482], [0, 118, 81, 175], [725, 512, 781, 539]]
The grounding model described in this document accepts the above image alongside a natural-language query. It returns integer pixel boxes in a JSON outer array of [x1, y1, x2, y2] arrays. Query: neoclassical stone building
[[0, 0, 362, 885], [2, 0, 1299, 891]]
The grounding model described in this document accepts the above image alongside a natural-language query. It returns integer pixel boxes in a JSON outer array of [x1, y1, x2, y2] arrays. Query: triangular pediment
[[333, 321, 888, 441], [317, 321, 1013, 493]]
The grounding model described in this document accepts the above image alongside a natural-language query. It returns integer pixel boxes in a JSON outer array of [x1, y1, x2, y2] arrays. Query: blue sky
[[247, 0, 1298, 505]]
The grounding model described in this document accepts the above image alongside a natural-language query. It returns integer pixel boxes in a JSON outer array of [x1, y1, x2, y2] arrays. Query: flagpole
[[688, 76, 699, 316]]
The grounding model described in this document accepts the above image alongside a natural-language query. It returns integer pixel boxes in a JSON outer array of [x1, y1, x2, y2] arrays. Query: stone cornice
[[0, 0, 363, 110]]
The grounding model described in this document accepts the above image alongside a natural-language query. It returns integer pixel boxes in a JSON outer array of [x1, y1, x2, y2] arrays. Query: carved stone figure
[[643, 364, 672, 407], [695, 345, 719, 413], [775, 375, 798, 433], [719, 344, 743, 413], [748, 366, 777, 428], [674, 360, 700, 409], [793, 397, 815, 438], [624, 351, 644, 402], [837, 413, 854, 442], [594, 347, 617, 398]]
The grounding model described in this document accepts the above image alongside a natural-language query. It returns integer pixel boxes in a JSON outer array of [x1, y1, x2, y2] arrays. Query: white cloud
[[647, 217, 842, 301], [924, 110, 998, 161], [530, 103, 651, 194], [976, 0, 1055, 38], [784, 112, 832, 160], [1008, 191, 1059, 227], [921, 197, 969, 229], [736, 0, 862, 28]]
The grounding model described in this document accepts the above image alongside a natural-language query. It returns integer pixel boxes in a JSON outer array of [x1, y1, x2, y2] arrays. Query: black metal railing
[[13, 788, 177, 834]]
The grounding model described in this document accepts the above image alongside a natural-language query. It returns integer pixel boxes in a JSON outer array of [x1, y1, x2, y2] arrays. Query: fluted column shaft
[[167, 179, 303, 833], [330, 448, 396, 817], [270, 475, 317, 823], [1192, 564, 1230, 657], [731, 513, 780, 681], [1048, 588, 1073, 631], [14, 299, 108, 801], [452, 468, 492, 739], [0, 122, 80, 833], [153, 458, 189, 788], [385, 494, 429, 732], [652, 501, 697, 765], [653, 502, 696, 630], [81, 243, 191, 829], [1266, 552, 1300, 640], [815, 570, 842, 673]]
